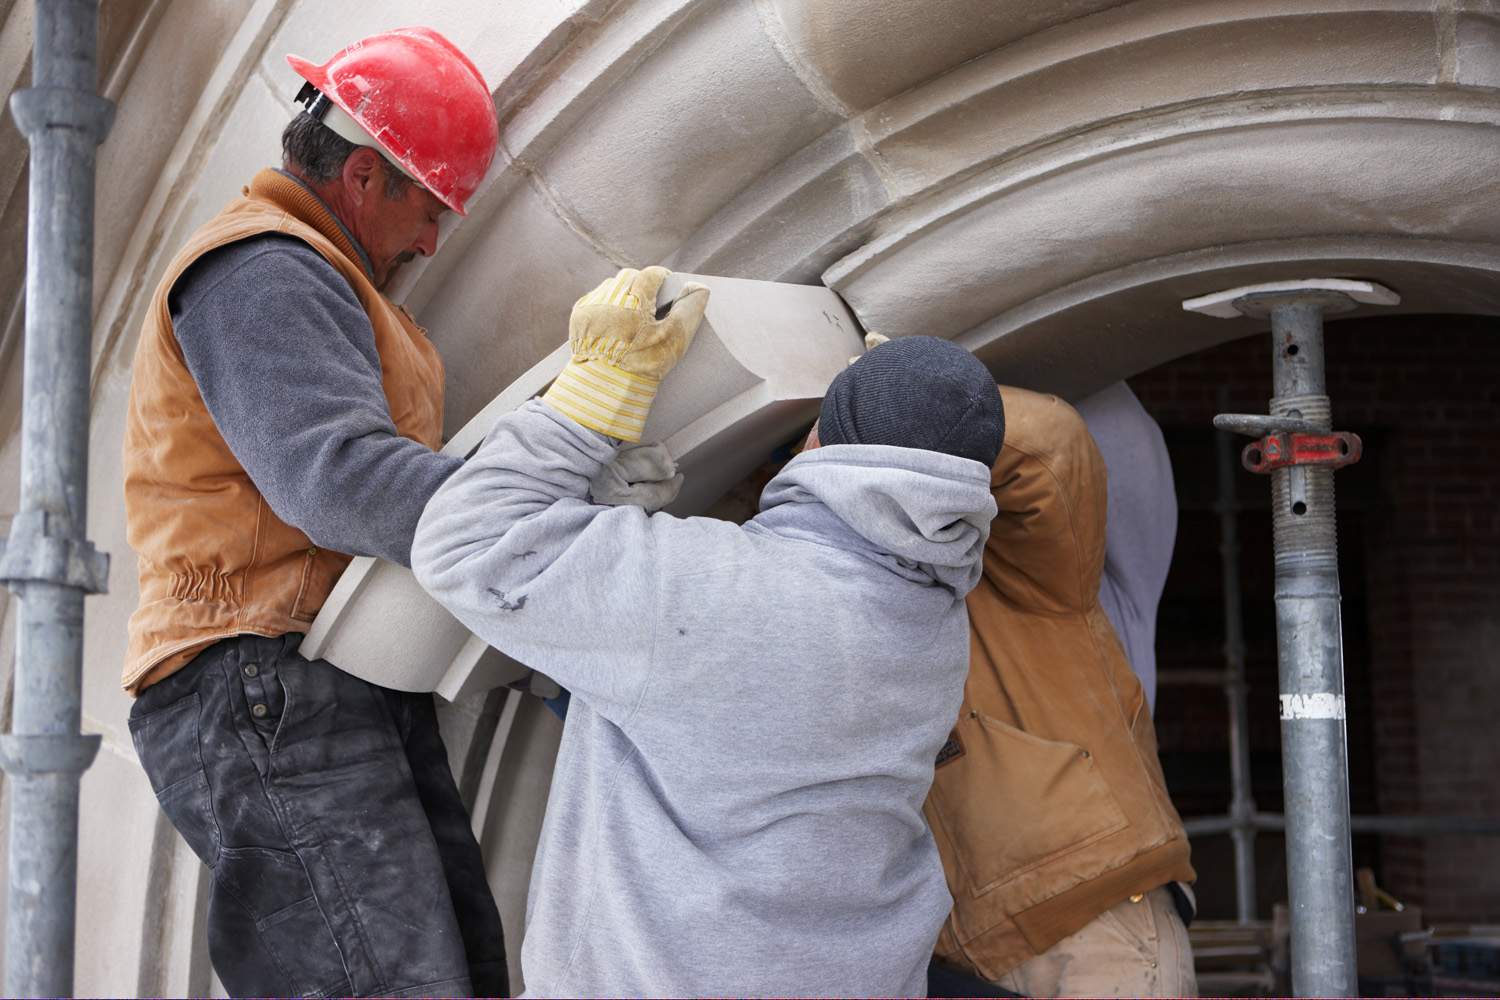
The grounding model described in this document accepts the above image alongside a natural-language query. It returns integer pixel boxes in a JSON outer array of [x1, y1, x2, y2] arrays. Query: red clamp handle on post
[[1241, 431, 1362, 475]]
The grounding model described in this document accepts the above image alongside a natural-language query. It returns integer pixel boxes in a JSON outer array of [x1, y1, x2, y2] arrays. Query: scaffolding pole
[[1172, 321, 1500, 954], [1184, 278, 1401, 996], [1182, 811, 1500, 838], [1215, 387, 1258, 925], [0, 1, 113, 996], [1260, 298, 1358, 995]]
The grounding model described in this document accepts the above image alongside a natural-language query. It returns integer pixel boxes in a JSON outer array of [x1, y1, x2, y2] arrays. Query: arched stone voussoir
[[758, 0, 1134, 114], [300, 273, 862, 702], [531, 0, 845, 268], [825, 112, 1500, 389]]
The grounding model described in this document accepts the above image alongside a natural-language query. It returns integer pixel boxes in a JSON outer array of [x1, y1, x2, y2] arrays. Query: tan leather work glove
[[542, 266, 710, 442], [847, 331, 890, 366]]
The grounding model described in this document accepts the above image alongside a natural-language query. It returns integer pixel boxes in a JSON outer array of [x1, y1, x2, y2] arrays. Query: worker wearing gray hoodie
[[412, 267, 1004, 997]]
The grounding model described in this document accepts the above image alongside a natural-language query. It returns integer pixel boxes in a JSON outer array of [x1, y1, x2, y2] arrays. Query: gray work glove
[[589, 442, 682, 511]]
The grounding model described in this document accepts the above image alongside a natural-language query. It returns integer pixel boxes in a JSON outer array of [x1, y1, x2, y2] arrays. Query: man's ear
[[341, 147, 382, 206]]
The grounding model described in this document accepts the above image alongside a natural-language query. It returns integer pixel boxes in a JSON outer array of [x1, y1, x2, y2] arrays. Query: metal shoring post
[[1215, 387, 1258, 925], [1261, 297, 1356, 996], [0, 1, 114, 995], [1187, 278, 1398, 997]]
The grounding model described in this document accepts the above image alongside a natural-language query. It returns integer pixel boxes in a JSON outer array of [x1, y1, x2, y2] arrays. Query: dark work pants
[[129, 634, 508, 997]]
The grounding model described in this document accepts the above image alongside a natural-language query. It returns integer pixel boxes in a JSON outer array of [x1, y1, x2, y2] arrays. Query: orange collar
[[247, 168, 371, 279]]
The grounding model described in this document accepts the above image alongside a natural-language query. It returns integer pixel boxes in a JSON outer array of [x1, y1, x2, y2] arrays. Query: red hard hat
[[287, 27, 499, 215]]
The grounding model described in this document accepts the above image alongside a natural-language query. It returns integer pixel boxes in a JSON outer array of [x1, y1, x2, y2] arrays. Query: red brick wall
[[1129, 313, 1500, 924]]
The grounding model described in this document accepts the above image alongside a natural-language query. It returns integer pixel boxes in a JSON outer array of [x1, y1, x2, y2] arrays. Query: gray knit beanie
[[817, 335, 1004, 468]]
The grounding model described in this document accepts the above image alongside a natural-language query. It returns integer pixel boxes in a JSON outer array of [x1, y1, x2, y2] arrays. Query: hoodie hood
[[753, 443, 997, 595]]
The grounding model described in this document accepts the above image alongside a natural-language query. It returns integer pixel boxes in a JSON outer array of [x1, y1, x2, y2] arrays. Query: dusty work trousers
[[129, 634, 507, 997], [995, 886, 1197, 998]]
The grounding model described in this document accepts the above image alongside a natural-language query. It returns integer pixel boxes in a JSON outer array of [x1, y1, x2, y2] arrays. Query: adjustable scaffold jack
[[1183, 278, 1400, 998]]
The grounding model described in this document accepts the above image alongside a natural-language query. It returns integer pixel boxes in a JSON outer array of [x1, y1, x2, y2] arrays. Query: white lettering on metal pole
[[1279, 692, 1346, 720]]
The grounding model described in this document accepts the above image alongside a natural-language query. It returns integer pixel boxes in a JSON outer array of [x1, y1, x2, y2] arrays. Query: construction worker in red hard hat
[[120, 27, 507, 997]]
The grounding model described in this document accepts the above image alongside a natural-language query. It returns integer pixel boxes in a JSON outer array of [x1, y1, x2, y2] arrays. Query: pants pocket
[[130, 693, 221, 866], [213, 846, 350, 997]]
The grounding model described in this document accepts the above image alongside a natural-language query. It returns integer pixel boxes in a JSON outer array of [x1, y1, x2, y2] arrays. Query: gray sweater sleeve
[[170, 235, 461, 566], [1074, 381, 1177, 712]]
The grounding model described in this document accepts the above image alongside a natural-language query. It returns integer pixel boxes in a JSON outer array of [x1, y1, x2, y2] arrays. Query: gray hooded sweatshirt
[[412, 399, 997, 998]]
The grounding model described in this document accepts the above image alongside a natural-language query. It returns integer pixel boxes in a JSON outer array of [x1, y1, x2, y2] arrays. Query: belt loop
[[1165, 881, 1196, 927]]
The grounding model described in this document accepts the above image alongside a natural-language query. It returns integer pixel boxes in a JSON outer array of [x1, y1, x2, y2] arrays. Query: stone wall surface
[[0, 0, 1496, 992]]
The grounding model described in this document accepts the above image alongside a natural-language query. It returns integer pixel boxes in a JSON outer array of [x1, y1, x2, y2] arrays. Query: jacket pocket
[[927, 710, 1128, 897], [290, 548, 341, 622], [129, 693, 222, 866]]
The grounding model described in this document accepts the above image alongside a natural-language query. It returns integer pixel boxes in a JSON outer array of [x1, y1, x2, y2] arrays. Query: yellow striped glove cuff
[[542, 358, 660, 443]]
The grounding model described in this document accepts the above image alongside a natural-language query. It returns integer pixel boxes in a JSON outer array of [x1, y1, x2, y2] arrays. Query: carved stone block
[[299, 272, 863, 699]]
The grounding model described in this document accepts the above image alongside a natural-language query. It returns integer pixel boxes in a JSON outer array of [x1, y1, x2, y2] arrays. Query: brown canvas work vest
[[121, 169, 446, 694], [924, 387, 1195, 979]]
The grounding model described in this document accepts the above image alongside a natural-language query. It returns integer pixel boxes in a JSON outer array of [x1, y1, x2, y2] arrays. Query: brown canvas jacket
[[120, 169, 445, 694], [924, 386, 1194, 979]]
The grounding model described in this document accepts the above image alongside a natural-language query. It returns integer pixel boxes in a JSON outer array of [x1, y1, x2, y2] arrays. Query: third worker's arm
[[172, 235, 461, 566], [412, 267, 709, 712], [1073, 381, 1177, 711]]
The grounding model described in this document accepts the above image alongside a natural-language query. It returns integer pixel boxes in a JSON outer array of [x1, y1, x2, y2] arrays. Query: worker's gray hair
[[281, 112, 412, 200]]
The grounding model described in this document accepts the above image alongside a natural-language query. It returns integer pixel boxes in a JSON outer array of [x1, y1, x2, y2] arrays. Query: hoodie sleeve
[[411, 398, 664, 714]]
